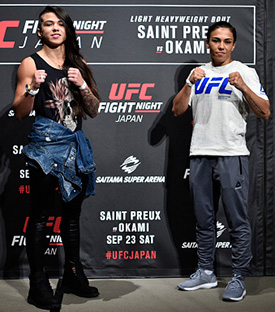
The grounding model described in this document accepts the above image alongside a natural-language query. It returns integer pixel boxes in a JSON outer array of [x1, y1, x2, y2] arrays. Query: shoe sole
[[62, 286, 99, 298], [27, 296, 61, 310], [222, 289, 246, 302], [178, 281, 218, 291]]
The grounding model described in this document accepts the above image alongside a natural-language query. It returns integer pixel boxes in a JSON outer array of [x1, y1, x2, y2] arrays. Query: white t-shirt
[[188, 60, 268, 156]]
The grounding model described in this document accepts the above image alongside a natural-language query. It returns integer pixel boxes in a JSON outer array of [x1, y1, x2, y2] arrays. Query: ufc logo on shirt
[[195, 77, 232, 95]]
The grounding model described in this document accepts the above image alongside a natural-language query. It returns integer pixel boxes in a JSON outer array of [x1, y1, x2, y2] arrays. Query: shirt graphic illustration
[[45, 77, 78, 131]]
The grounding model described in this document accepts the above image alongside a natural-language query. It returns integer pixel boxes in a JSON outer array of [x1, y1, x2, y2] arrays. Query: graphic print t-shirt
[[31, 53, 82, 131], [187, 61, 269, 156]]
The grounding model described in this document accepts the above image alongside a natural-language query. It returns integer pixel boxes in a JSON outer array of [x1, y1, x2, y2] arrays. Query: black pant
[[26, 166, 86, 273]]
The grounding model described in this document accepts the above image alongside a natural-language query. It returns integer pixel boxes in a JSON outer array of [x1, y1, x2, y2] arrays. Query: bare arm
[[80, 87, 100, 118], [172, 67, 205, 117], [172, 84, 192, 117], [67, 67, 100, 118], [12, 57, 47, 120], [228, 72, 270, 120]]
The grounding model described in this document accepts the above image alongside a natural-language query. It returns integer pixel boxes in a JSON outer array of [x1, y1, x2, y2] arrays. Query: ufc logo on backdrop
[[109, 83, 155, 100], [23, 216, 62, 233], [0, 20, 20, 48], [195, 77, 232, 95]]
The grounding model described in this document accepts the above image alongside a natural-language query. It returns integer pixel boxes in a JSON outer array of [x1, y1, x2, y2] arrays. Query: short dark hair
[[207, 21, 237, 43]]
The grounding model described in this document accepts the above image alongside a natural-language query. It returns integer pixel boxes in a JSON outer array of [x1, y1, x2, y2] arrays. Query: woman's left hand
[[67, 67, 84, 88], [228, 71, 246, 91]]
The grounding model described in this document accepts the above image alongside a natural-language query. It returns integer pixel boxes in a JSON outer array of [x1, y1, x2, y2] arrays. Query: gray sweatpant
[[189, 156, 252, 276]]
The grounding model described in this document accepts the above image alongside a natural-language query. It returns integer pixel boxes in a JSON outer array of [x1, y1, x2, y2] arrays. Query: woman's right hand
[[189, 67, 206, 84], [31, 70, 47, 90]]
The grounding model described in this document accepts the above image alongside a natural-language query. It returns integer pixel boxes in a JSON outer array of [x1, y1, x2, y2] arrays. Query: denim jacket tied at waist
[[23, 116, 96, 202]]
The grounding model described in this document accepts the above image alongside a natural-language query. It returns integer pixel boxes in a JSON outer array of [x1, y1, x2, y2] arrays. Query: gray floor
[[0, 276, 275, 312]]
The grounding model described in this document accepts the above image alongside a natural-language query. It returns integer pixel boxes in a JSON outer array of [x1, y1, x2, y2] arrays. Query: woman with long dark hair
[[12, 6, 100, 310]]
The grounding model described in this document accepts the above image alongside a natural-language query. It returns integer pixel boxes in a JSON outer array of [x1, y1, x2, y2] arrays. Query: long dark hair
[[38, 6, 100, 117]]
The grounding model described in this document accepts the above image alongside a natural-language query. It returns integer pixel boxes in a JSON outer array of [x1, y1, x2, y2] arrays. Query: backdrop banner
[[0, 0, 274, 278]]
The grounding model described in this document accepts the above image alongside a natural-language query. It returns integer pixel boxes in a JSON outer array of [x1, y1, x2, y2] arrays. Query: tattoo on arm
[[82, 87, 99, 117], [248, 96, 266, 115]]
